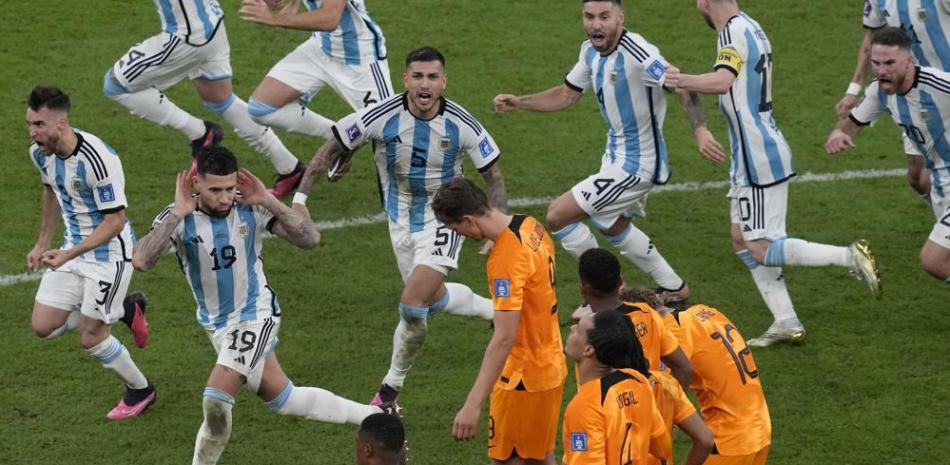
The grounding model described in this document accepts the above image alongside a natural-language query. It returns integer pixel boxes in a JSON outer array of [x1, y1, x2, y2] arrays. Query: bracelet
[[292, 192, 308, 205], [846, 82, 862, 96]]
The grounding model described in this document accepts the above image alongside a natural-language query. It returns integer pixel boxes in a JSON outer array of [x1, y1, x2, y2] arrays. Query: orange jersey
[[650, 369, 696, 434], [620, 302, 680, 371], [562, 369, 670, 465], [488, 215, 566, 392], [663, 305, 771, 455]]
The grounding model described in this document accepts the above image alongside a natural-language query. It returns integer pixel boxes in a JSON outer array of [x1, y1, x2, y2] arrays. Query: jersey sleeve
[[251, 204, 277, 235], [628, 35, 668, 88], [565, 42, 594, 93], [87, 150, 128, 213], [460, 117, 501, 173], [715, 23, 748, 77], [487, 240, 530, 311], [863, 0, 886, 28], [652, 311, 681, 357], [664, 312, 695, 359], [669, 380, 697, 424], [562, 397, 607, 465], [150, 203, 185, 247], [331, 100, 390, 151], [849, 81, 885, 126]]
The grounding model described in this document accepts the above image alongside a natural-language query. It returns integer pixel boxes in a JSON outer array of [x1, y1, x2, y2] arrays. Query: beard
[[702, 12, 715, 30]]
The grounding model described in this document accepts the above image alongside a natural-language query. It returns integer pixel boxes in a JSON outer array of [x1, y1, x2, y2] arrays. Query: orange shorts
[[487, 384, 564, 461], [704, 446, 770, 465]]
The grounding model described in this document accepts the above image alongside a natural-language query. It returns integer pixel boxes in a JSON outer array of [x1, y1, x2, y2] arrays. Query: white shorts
[[389, 221, 463, 282], [571, 167, 652, 230], [930, 182, 950, 249], [35, 259, 132, 325], [205, 317, 280, 378], [903, 133, 923, 156], [111, 24, 232, 92], [267, 37, 394, 110], [729, 182, 789, 241]]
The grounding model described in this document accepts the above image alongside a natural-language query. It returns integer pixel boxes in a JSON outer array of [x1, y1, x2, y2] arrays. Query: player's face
[[583, 1, 624, 53], [565, 313, 595, 362], [195, 172, 238, 217], [403, 60, 446, 119], [871, 44, 914, 95], [26, 106, 67, 156], [697, 0, 716, 30]]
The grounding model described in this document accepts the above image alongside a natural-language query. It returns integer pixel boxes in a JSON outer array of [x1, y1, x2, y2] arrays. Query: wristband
[[846, 82, 862, 96], [292, 192, 308, 205]]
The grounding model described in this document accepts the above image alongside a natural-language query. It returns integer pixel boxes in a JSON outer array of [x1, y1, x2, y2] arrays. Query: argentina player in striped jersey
[[133, 147, 392, 465], [836, 1, 950, 202], [25, 86, 155, 421], [296, 46, 506, 407], [103, 0, 308, 198], [666, 0, 882, 347], [242, 0, 393, 140], [494, 0, 723, 304], [827, 27, 950, 285]]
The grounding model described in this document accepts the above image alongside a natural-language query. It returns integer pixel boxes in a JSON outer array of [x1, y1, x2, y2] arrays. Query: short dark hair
[[28, 86, 71, 113], [588, 310, 649, 376], [871, 26, 912, 50], [432, 177, 490, 224], [579, 248, 622, 298], [405, 45, 446, 68], [359, 413, 405, 454], [197, 145, 238, 176], [620, 287, 663, 309]]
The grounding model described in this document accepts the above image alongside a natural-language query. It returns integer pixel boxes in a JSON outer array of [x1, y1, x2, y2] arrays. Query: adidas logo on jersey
[[234, 356, 246, 365], [581, 191, 591, 200], [743, 225, 753, 232], [431, 249, 443, 257]]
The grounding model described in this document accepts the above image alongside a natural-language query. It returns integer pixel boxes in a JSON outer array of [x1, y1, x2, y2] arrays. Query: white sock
[[247, 98, 334, 139], [552, 222, 598, 259], [764, 237, 851, 267], [45, 311, 80, 339], [268, 381, 378, 425], [748, 264, 799, 324], [87, 335, 148, 389], [436, 283, 494, 320], [382, 311, 428, 390], [193, 389, 234, 465], [108, 87, 205, 140], [607, 224, 684, 290], [208, 94, 299, 174]]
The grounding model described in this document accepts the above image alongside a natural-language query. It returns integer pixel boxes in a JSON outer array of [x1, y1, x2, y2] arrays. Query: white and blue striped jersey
[[864, 0, 950, 70], [153, 0, 224, 46], [303, 0, 387, 65], [565, 31, 672, 184], [156, 203, 280, 329], [715, 13, 795, 188], [29, 129, 135, 263], [851, 66, 950, 197], [332, 93, 501, 232]]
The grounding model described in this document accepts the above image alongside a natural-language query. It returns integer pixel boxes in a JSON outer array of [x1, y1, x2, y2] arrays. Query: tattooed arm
[[480, 163, 507, 213], [237, 168, 320, 249], [133, 171, 195, 271], [675, 88, 725, 164]]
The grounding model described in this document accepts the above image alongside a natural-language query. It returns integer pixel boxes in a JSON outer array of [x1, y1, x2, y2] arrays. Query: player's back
[[488, 215, 566, 392], [619, 302, 679, 371], [563, 368, 665, 465], [864, 0, 950, 70], [664, 304, 771, 456], [303, 0, 386, 65], [153, 0, 224, 46]]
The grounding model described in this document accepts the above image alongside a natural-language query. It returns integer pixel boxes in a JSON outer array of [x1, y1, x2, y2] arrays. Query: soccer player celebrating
[[562, 310, 672, 465], [827, 27, 950, 284], [240, 0, 393, 137], [493, 0, 722, 304], [432, 178, 566, 465], [103, 0, 306, 197], [356, 413, 408, 465], [296, 46, 506, 407], [664, 0, 882, 347], [132, 147, 387, 465], [26, 86, 155, 420]]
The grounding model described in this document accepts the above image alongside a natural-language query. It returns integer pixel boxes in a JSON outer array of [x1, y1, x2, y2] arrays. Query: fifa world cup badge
[[918, 8, 928, 21]]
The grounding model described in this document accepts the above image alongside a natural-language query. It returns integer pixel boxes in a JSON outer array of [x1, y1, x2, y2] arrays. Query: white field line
[[0, 168, 904, 288]]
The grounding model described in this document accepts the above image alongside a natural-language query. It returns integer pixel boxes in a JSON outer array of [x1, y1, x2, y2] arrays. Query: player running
[[433, 177, 566, 465], [296, 46, 506, 407], [103, 0, 305, 197], [826, 27, 950, 284], [665, 0, 882, 347], [132, 147, 389, 465], [26, 86, 155, 420]]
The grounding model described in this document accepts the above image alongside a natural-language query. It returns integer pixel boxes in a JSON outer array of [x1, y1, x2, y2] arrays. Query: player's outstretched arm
[[494, 84, 582, 114], [133, 171, 196, 271], [237, 168, 320, 249], [42, 209, 126, 271], [836, 30, 873, 119], [240, 0, 347, 32], [27, 185, 61, 272], [477, 164, 507, 255], [676, 412, 716, 465], [825, 118, 863, 155], [666, 66, 736, 96], [675, 88, 726, 163]]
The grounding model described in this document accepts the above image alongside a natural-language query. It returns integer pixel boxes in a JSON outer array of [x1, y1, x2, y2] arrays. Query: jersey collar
[[401, 92, 446, 121], [899, 66, 921, 96], [56, 130, 83, 160]]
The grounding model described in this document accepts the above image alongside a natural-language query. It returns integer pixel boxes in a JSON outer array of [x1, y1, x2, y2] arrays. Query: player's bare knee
[[31, 322, 56, 339], [602, 217, 629, 237], [546, 207, 567, 232]]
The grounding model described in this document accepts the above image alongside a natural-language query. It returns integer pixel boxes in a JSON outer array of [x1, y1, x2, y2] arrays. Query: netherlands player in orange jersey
[[432, 177, 567, 465], [563, 309, 672, 465], [647, 369, 714, 465], [575, 248, 692, 388], [662, 302, 772, 465]]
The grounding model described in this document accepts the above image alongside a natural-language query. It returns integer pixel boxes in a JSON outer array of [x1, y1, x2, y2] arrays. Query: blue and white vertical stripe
[[304, 0, 387, 65], [864, 0, 950, 71], [153, 0, 224, 46]]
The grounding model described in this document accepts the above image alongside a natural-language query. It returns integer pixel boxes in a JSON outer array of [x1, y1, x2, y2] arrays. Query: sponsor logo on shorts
[[98, 184, 116, 203], [570, 432, 588, 451], [646, 60, 666, 81], [493, 278, 510, 298], [479, 138, 494, 158], [346, 124, 362, 142]]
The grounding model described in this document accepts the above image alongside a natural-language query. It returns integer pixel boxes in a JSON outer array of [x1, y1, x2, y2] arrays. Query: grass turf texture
[[1, 1, 947, 464]]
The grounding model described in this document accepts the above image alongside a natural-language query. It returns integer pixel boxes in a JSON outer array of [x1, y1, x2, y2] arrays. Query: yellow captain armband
[[715, 46, 743, 75]]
